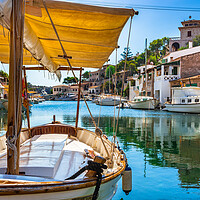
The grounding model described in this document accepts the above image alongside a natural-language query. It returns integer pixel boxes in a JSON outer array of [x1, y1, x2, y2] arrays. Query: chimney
[[189, 41, 193, 48]]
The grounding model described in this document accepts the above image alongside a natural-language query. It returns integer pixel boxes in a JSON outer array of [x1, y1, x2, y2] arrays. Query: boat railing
[[30, 124, 76, 137]]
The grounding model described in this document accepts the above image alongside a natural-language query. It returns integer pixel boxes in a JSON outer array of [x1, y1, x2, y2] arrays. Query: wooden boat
[[0, 0, 137, 199], [0, 123, 126, 199], [128, 96, 158, 110], [163, 87, 200, 113]]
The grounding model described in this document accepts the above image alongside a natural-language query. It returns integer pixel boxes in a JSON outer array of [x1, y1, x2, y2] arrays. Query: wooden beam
[[7, 0, 24, 175], [75, 68, 82, 129], [23, 66, 83, 71]]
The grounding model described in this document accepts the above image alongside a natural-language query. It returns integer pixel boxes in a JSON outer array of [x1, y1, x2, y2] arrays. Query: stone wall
[[181, 52, 200, 78]]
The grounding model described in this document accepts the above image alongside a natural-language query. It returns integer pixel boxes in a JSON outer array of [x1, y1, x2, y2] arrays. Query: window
[[188, 99, 192, 103], [185, 24, 188, 27], [54, 88, 56, 91], [172, 67, 178, 75], [131, 80, 135, 86], [195, 99, 199, 102], [182, 99, 185, 103], [187, 31, 192, 37]]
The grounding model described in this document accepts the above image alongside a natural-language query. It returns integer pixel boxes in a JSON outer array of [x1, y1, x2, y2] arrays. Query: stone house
[[169, 19, 200, 52]]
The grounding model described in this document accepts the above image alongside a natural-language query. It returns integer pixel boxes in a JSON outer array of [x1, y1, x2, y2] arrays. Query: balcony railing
[[169, 37, 181, 41]]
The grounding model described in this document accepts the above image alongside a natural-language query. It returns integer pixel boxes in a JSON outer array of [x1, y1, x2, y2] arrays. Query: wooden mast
[[23, 68, 31, 137], [75, 68, 82, 128], [6, 0, 24, 174]]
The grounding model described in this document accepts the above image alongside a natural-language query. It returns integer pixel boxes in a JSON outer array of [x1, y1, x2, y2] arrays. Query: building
[[128, 46, 200, 105], [89, 85, 101, 94], [53, 85, 70, 95], [128, 65, 155, 101], [169, 19, 200, 52], [155, 46, 200, 104]]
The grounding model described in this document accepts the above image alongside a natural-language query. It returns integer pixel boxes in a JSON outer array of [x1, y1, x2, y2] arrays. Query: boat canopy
[[0, 0, 135, 74]]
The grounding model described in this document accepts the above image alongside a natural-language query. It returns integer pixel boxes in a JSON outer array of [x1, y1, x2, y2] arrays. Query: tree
[[63, 77, 78, 84], [149, 37, 169, 60], [106, 65, 115, 78], [0, 70, 9, 80], [82, 71, 89, 79], [193, 35, 200, 47], [120, 47, 133, 61]]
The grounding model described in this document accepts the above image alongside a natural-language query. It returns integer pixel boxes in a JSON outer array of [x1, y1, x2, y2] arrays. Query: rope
[[66, 160, 107, 200], [114, 17, 133, 147], [43, 0, 110, 158]]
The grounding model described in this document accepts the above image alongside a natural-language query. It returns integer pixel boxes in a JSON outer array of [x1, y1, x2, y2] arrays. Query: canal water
[[0, 101, 200, 200]]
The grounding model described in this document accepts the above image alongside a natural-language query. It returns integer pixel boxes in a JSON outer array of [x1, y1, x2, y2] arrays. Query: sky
[[2, 0, 200, 86]]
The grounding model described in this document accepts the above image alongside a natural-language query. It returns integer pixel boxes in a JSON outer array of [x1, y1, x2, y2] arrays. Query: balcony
[[169, 37, 181, 41]]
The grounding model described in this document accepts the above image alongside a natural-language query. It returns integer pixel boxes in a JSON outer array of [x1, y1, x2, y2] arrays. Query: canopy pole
[[23, 67, 31, 137], [6, 0, 24, 175], [75, 68, 82, 129]]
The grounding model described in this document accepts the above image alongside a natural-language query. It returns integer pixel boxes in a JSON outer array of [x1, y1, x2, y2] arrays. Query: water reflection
[[78, 114, 200, 188]]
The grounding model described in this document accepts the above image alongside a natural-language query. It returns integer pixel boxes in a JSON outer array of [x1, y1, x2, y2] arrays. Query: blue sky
[[8, 0, 200, 86]]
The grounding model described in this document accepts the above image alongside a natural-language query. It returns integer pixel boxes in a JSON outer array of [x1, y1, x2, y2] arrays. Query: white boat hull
[[128, 99, 157, 110], [98, 99, 120, 106], [164, 103, 200, 113], [0, 175, 120, 200]]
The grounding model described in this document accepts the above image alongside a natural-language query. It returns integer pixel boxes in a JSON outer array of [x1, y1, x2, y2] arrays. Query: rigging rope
[[114, 16, 133, 150], [43, 0, 110, 158]]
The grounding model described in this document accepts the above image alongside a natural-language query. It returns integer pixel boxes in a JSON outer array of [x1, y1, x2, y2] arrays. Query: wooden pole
[[145, 38, 147, 96], [75, 68, 82, 129], [23, 68, 31, 137], [6, 0, 24, 175]]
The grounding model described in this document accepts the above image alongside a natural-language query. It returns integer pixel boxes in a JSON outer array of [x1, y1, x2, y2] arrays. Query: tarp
[[0, 0, 135, 72]]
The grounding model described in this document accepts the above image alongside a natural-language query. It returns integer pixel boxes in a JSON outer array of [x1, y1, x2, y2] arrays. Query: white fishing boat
[[128, 96, 158, 110], [54, 93, 77, 101], [0, 0, 137, 199], [96, 95, 126, 106], [163, 87, 200, 113]]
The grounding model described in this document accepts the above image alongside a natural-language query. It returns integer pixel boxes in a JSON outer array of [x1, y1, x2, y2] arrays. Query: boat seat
[[0, 134, 68, 178], [0, 133, 98, 180]]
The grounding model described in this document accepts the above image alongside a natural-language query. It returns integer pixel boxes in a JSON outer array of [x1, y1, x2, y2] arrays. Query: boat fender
[[122, 164, 132, 195]]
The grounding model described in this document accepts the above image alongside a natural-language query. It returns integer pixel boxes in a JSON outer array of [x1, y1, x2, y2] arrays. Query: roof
[[0, 0, 136, 73], [89, 85, 101, 89], [137, 65, 155, 70], [53, 84, 69, 88], [170, 75, 200, 82], [163, 46, 200, 61]]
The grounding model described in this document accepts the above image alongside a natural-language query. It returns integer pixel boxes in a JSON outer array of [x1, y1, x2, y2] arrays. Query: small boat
[[128, 96, 158, 110], [54, 93, 77, 101], [163, 87, 200, 113], [96, 95, 126, 106]]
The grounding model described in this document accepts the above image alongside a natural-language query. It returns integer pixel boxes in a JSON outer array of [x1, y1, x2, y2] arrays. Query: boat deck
[[0, 134, 96, 180]]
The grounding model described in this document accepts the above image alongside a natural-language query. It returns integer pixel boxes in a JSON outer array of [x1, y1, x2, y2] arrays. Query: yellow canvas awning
[[0, 0, 136, 72]]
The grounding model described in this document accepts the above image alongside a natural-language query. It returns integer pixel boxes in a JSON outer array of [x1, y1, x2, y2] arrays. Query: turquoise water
[[0, 101, 200, 199]]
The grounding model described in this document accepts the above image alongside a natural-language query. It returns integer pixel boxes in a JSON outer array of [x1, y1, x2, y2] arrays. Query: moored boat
[[163, 87, 200, 113], [96, 95, 127, 106], [128, 96, 158, 110]]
